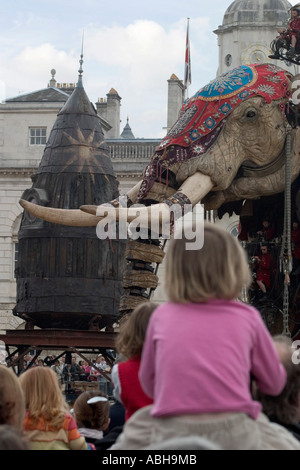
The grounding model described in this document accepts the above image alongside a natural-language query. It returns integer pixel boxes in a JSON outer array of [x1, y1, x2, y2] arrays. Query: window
[[13, 242, 19, 279], [12, 214, 22, 280], [29, 127, 46, 145]]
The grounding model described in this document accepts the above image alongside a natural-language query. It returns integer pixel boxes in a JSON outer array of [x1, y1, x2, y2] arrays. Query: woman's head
[[0, 366, 25, 433], [19, 366, 69, 426], [164, 221, 252, 303], [73, 391, 110, 431], [115, 301, 158, 358]]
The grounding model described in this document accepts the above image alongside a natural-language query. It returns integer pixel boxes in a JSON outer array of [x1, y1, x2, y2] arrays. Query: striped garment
[[23, 412, 88, 450]]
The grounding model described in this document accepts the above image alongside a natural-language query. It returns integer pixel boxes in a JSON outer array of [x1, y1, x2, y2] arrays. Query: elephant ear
[[136, 64, 293, 202]]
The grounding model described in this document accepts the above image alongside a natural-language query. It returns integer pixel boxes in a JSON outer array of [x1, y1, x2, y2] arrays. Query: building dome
[[222, 0, 292, 27]]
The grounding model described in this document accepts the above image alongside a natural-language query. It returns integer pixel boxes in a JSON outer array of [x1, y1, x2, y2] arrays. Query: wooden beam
[[0, 329, 117, 350]]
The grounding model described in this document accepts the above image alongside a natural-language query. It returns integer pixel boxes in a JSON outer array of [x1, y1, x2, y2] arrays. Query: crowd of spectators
[[1, 222, 300, 451]]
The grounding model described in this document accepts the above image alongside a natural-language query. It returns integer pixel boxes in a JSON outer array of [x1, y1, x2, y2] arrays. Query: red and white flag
[[184, 18, 191, 90]]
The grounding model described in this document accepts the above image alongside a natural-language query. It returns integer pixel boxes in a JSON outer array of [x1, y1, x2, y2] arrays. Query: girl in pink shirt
[[138, 221, 288, 450]]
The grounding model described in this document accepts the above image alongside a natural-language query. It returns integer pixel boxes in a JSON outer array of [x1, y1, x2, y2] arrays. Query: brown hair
[[0, 424, 29, 450], [256, 335, 300, 424], [115, 301, 158, 358], [0, 366, 25, 433], [164, 221, 252, 303], [73, 391, 110, 430], [19, 366, 69, 429]]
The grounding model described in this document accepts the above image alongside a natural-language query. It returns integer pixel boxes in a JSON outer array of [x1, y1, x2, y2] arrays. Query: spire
[[77, 31, 84, 88], [57, 33, 96, 117], [120, 117, 135, 139]]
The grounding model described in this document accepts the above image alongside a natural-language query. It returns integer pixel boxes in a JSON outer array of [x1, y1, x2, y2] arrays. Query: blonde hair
[[73, 391, 110, 430], [0, 366, 25, 433], [164, 221, 252, 303], [115, 301, 157, 358], [19, 366, 69, 429]]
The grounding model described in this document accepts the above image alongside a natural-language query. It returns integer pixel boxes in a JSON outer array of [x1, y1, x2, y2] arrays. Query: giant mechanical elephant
[[20, 63, 300, 316]]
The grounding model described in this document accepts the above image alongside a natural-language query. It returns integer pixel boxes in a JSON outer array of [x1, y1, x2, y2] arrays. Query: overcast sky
[[0, 0, 298, 138]]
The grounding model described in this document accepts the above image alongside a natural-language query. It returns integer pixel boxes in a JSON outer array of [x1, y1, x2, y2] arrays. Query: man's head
[[256, 335, 300, 425]]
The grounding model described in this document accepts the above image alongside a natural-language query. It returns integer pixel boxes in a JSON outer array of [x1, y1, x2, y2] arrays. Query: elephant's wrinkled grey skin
[[202, 103, 300, 210], [171, 96, 295, 195]]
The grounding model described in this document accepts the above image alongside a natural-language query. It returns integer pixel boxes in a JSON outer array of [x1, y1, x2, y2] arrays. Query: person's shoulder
[[63, 413, 80, 432], [94, 426, 124, 450], [154, 301, 186, 314], [147, 302, 168, 319], [231, 299, 261, 318]]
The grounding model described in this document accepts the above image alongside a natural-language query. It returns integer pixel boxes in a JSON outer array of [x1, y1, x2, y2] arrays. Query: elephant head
[[20, 63, 300, 230]]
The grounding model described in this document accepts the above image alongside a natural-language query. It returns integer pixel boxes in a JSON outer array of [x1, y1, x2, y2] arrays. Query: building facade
[[215, 0, 297, 75]]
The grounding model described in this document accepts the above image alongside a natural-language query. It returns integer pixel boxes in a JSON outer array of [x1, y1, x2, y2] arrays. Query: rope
[[279, 125, 293, 337]]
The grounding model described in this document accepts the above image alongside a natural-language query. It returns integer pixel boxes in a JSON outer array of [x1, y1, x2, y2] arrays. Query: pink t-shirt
[[139, 300, 286, 419]]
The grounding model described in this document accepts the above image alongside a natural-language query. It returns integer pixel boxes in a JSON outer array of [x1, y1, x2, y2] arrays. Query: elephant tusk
[[178, 172, 214, 206], [80, 205, 97, 216], [94, 172, 214, 230], [126, 180, 143, 204], [19, 199, 150, 227], [19, 199, 103, 226]]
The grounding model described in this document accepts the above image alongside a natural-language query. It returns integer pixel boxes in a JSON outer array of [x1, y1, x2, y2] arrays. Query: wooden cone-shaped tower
[[15, 54, 126, 330]]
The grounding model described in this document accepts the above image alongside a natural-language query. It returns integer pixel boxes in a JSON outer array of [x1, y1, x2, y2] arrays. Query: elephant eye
[[246, 109, 257, 119]]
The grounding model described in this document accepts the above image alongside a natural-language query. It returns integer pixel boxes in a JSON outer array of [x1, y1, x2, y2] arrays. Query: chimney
[[49, 69, 57, 87], [167, 74, 184, 132], [96, 89, 122, 138]]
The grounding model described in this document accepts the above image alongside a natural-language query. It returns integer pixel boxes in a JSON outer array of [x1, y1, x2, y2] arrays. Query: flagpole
[[184, 17, 191, 100]]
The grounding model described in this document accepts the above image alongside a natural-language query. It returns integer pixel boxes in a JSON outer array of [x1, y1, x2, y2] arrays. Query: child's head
[[165, 221, 252, 303], [0, 424, 29, 450], [115, 301, 158, 359], [19, 366, 69, 426], [256, 335, 300, 424], [262, 219, 270, 227], [73, 391, 110, 431], [0, 366, 25, 433]]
